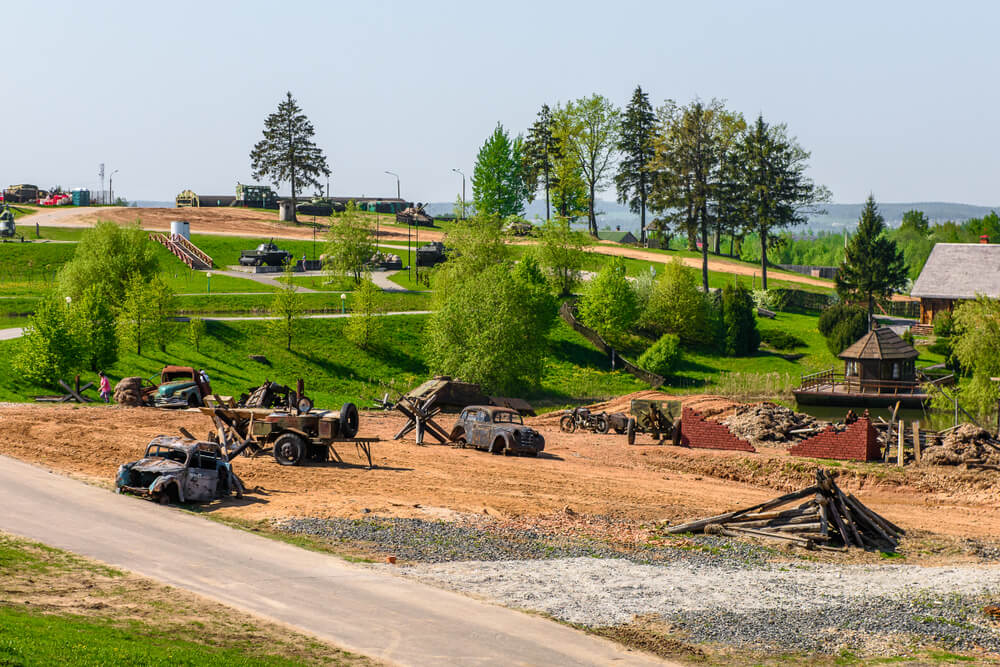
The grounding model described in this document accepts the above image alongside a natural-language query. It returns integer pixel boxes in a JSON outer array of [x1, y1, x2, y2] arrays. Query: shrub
[[901, 328, 914, 347], [759, 328, 805, 350], [933, 311, 955, 337], [818, 303, 867, 354], [721, 282, 760, 356], [751, 289, 787, 312], [927, 337, 951, 357], [637, 333, 682, 376]]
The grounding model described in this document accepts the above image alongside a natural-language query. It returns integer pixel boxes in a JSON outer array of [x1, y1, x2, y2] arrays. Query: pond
[[794, 402, 962, 432]]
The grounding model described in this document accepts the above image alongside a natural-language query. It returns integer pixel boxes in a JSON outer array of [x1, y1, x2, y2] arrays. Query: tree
[[555, 95, 620, 236], [535, 217, 592, 296], [733, 115, 829, 290], [471, 123, 529, 219], [836, 196, 908, 325], [818, 303, 868, 354], [615, 86, 658, 245], [950, 296, 1000, 416], [66, 285, 117, 372], [640, 259, 711, 345], [637, 333, 682, 376], [13, 296, 79, 386], [268, 263, 304, 351], [721, 282, 760, 356], [345, 275, 386, 350], [577, 257, 638, 344], [324, 201, 376, 284], [522, 104, 560, 222], [58, 221, 159, 301], [148, 275, 176, 352], [550, 149, 588, 222], [188, 318, 207, 352], [116, 276, 156, 356], [899, 209, 930, 235], [250, 92, 330, 223]]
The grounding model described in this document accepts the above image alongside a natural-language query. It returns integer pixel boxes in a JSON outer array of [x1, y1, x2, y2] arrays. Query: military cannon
[[239, 239, 292, 267], [396, 202, 434, 227], [626, 399, 682, 445]]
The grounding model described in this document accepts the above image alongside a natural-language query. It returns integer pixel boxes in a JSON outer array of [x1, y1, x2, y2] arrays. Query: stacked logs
[[665, 469, 904, 551]]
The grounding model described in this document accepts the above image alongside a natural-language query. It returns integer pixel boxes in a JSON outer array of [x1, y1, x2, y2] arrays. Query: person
[[98, 371, 111, 403], [199, 368, 212, 395]]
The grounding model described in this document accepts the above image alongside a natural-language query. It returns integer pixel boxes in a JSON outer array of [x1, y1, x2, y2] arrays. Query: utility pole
[[452, 168, 465, 220], [385, 171, 400, 200], [99, 163, 105, 205], [109, 169, 119, 206]]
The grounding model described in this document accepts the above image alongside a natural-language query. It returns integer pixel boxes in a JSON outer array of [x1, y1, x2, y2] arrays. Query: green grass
[[386, 270, 433, 291], [174, 291, 431, 315]]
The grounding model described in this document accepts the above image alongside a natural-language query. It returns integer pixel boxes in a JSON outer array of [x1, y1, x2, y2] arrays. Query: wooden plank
[[833, 488, 865, 548], [912, 422, 921, 463], [720, 526, 813, 547], [843, 493, 896, 546], [665, 486, 820, 534], [897, 421, 905, 466]]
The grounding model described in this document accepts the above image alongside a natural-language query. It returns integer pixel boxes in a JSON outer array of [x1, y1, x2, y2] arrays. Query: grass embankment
[[0, 532, 371, 666]]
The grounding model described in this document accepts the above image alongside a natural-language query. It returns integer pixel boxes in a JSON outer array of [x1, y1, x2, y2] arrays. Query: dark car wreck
[[116, 436, 245, 504], [449, 405, 545, 456]]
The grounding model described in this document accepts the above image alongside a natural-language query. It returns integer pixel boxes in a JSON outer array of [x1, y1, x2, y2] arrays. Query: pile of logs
[[665, 469, 905, 552]]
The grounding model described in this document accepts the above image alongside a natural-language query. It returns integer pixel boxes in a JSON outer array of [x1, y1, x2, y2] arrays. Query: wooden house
[[910, 242, 1000, 324], [596, 230, 639, 244]]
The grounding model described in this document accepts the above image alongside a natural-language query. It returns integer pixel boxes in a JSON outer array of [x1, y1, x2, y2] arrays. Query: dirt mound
[[531, 392, 739, 427], [719, 402, 824, 448], [923, 423, 1000, 466]]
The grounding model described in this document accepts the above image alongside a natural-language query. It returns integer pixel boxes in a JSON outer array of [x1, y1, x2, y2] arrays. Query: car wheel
[[594, 416, 609, 434], [626, 418, 636, 445], [559, 415, 576, 433], [273, 432, 307, 466], [157, 491, 171, 505], [454, 436, 467, 448], [187, 393, 200, 408], [672, 419, 683, 447], [489, 438, 505, 455], [339, 402, 359, 438]]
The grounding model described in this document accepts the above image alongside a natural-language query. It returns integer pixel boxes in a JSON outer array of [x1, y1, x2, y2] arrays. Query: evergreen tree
[[615, 86, 657, 245], [836, 196, 908, 325], [733, 115, 829, 290], [522, 104, 560, 222], [721, 282, 760, 356], [471, 123, 529, 218], [250, 92, 330, 222], [555, 95, 620, 236]]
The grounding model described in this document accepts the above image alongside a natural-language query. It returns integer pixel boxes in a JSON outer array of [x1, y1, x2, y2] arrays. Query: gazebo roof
[[838, 327, 919, 361]]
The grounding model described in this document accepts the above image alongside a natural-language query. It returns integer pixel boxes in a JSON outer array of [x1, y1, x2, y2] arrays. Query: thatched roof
[[839, 327, 919, 360], [911, 243, 1000, 300]]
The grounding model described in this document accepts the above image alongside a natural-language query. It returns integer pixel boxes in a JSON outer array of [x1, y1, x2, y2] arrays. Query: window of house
[[892, 363, 900, 379]]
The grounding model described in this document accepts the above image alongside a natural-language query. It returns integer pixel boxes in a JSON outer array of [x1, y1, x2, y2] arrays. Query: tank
[[416, 241, 447, 267], [396, 202, 434, 227], [296, 197, 347, 217], [239, 239, 293, 267]]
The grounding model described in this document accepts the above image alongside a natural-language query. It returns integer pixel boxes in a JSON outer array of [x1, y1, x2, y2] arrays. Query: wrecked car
[[154, 366, 211, 408], [116, 436, 245, 504], [449, 405, 545, 456]]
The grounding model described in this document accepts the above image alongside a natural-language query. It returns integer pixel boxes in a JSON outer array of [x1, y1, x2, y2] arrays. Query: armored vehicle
[[296, 197, 346, 217], [369, 251, 403, 270], [626, 399, 682, 445], [116, 436, 244, 504], [416, 241, 447, 267], [504, 220, 535, 236], [449, 406, 544, 456], [239, 239, 292, 267], [396, 202, 434, 227], [0, 206, 18, 240]]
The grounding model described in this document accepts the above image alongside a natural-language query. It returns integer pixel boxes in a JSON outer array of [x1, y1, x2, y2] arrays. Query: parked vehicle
[[153, 366, 211, 408], [239, 239, 292, 267], [116, 436, 244, 504], [449, 405, 545, 456], [626, 399, 682, 445], [559, 407, 620, 434]]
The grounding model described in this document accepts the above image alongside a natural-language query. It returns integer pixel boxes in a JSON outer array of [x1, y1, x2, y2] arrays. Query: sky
[[3, 0, 999, 205]]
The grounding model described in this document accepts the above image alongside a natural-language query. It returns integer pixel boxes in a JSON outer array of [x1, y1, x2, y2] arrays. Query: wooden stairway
[[149, 233, 214, 270]]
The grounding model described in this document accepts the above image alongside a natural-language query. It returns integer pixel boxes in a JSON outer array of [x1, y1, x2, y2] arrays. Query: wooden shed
[[838, 327, 918, 388], [910, 242, 1000, 324]]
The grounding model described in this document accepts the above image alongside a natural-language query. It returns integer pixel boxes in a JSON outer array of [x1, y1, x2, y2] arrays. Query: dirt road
[[26, 207, 836, 289], [0, 454, 666, 666]]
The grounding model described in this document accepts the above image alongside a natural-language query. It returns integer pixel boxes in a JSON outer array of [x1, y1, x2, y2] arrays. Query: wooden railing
[[149, 233, 212, 270], [171, 234, 213, 268], [798, 367, 937, 395]]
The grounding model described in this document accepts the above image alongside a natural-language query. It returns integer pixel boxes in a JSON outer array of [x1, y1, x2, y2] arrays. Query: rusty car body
[[449, 405, 545, 456], [153, 366, 211, 408], [116, 436, 244, 504]]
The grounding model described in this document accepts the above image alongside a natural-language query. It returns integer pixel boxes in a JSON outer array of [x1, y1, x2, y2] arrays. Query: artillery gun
[[239, 239, 292, 267], [626, 399, 682, 445], [396, 202, 434, 227]]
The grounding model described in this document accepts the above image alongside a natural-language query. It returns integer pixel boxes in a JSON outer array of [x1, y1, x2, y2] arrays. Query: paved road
[[0, 456, 666, 666], [0, 327, 24, 340]]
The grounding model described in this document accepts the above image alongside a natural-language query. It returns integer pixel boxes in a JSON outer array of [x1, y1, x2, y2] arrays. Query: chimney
[[981, 235, 990, 244]]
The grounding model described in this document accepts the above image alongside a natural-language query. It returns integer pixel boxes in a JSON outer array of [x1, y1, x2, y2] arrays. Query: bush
[[818, 303, 867, 354], [751, 289, 787, 312], [933, 311, 955, 337], [927, 336, 951, 357], [641, 259, 711, 345], [721, 282, 760, 356], [759, 328, 805, 350], [637, 333, 682, 376], [901, 328, 914, 347]]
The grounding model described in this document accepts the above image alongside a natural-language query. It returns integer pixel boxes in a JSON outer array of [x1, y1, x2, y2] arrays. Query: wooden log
[[913, 421, 921, 464], [845, 493, 905, 537], [833, 489, 864, 548], [817, 495, 830, 538], [768, 522, 823, 533], [178, 427, 197, 440], [842, 494, 896, 546], [729, 507, 817, 521], [720, 526, 813, 547], [726, 514, 820, 529], [897, 422, 905, 466], [665, 485, 820, 534]]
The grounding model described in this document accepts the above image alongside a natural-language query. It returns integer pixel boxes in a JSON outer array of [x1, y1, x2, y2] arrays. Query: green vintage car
[[153, 366, 211, 409]]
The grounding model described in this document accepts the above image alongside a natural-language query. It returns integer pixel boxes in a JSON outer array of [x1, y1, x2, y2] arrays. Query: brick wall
[[788, 417, 881, 462], [679, 407, 756, 452]]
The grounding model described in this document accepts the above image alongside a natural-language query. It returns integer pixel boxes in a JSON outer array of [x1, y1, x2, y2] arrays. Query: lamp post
[[451, 168, 465, 220], [206, 271, 212, 294], [384, 170, 400, 200], [340, 293, 346, 314], [109, 169, 119, 206]]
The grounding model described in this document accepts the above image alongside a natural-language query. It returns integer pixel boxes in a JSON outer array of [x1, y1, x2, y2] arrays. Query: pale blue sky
[[4, 1, 998, 205]]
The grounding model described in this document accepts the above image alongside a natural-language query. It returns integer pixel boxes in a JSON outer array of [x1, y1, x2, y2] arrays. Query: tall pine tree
[[836, 195, 908, 326], [522, 104, 560, 222], [251, 92, 330, 223], [615, 86, 657, 245]]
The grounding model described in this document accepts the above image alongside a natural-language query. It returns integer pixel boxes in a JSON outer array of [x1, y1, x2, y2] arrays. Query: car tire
[[273, 432, 307, 466], [339, 402, 359, 438], [454, 436, 467, 449], [559, 415, 576, 433], [187, 393, 200, 408], [626, 418, 636, 445], [489, 438, 505, 455], [594, 415, 609, 434]]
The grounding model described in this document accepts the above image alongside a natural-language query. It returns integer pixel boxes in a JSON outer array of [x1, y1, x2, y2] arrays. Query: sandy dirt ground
[[1, 395, 997, 552], [26, 207, 840, 289]]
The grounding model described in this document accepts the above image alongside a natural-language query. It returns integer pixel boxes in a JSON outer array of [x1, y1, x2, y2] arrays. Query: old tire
[[593, 415, 609, 434], [114, 377, 144, 407], [626, 418, 636, 445], [339, 402, 359, 438], [273, 432, 307, 466], [489, 437, 506, 455], [559, 415, 576, 433], [671, 419, 683, 447]]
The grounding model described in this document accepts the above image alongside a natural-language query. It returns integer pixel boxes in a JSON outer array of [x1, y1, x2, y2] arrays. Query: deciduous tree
[[577, 257, 638, 344], [555, 95, 620, 236], [640, 259, 711, 345], [116, 276, 156, 356], [14, 295, 79, 386], [268, 263, 304, 351], [324, 201, 376, 284], [67, 285, 117, 372], [345, 275, 386, 350], [536, 217, 592, 296], [250, 92, 330, 222], [57, 221, 158, 301], [472, 123, 529, 219]]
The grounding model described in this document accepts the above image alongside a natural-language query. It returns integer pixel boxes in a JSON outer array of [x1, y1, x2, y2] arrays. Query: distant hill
[[426, 200, 999, 234]]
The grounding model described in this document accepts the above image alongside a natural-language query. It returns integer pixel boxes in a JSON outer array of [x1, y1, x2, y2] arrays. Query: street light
[[340, 293, 346, 314], [384, 171, 400, 200], [451, 168, 465, 220], [65, 296, 72, 306], [206, 271, 212, 294], [109, 169, 119, 206]]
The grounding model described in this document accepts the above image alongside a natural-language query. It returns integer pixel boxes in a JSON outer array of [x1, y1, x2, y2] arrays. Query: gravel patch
[[398, 557, 1000, 652]]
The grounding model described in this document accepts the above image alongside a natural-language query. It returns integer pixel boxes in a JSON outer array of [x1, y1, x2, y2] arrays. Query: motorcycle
[[559, 407, 613, 434]]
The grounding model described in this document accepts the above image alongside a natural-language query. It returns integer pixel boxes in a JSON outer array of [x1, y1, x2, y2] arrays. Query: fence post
[[897, 421, 905, 466], [912, 421, 921, 464]]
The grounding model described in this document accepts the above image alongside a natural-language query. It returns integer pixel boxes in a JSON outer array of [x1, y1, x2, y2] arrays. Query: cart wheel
[[339, 402, 359, 438], [672, 419, 683, 447], [594, 415, 609, 434], [626, 418, 636, 445], [273, 432, 306, 466], [559, 415, 576, 433]]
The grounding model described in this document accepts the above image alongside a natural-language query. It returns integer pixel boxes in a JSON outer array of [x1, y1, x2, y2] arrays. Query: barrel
[[170, 220, 190, 240]]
